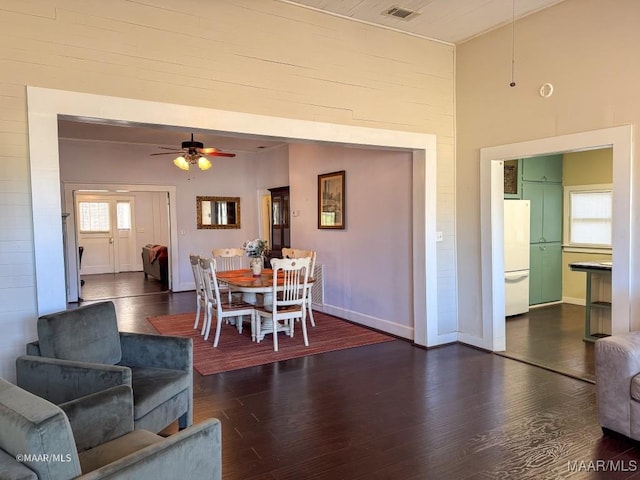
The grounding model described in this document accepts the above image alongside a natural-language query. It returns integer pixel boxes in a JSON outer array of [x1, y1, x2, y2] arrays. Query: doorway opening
[[499, 149, 613, 382], [268, 186, 290, 260], [480, 126, 633, 363], [29, 87, 438, 347], [63, 183, 174, 303]]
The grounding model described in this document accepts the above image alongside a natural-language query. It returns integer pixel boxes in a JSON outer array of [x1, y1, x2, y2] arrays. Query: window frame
[[563, 183, 613, 252]]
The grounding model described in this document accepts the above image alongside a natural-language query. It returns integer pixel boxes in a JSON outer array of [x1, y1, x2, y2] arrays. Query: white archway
[[27, 86, 439, 347]]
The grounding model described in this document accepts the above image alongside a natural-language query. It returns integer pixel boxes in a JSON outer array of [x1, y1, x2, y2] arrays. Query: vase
[[250, 257, 263, 277]]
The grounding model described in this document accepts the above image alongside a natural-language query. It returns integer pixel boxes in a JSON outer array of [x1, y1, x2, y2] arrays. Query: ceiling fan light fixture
[[198, 156, 212, 170], [173, 156, 190, 170]]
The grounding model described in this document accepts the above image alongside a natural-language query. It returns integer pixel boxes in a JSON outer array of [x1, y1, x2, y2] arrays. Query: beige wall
[[0, 1, 455, 379], [562, 148, 613, 303], [456, 0, 639, 337], [563, 149, 613, 186]]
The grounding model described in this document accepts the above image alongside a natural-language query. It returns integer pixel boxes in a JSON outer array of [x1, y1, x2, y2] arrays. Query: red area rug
[[147, 311, 395, 376]]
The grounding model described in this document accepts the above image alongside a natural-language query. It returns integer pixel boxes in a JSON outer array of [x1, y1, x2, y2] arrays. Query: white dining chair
[[212, 248, 245, 271], [189, 254, 207, 333], [212, 247, 245, 303], [199, 257, 256, 347], [254, 257, 311, 352], [282, 248, 317, 327]]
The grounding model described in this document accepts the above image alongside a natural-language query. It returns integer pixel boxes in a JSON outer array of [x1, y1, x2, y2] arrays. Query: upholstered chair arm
[[77, 418, 222, 480], [59, 385, 135, 452], [119, 332, 193, 372], [595, 332, 640, 437], [25, 340, 41, 356], [15, 355, 131, 404]]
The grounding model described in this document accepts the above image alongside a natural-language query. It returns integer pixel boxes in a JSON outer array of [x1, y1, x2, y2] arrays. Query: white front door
[[76, 195, 136, 275]]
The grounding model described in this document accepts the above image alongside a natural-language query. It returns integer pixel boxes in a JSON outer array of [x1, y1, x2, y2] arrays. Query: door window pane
[[116, 202, 131, 230], [79, 202, 110, 232]]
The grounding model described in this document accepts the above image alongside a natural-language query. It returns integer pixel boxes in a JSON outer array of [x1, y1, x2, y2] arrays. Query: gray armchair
[[0, 377, 221, 480], [15, 301, 192, 434], [595, 332, 640, 440]]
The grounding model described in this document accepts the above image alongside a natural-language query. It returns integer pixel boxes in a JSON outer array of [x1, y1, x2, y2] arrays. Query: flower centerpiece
[[243, 239, 269, 276]]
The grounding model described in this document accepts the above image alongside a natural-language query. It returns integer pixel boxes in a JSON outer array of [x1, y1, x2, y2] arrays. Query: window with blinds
[[565, 186, 612, 248]]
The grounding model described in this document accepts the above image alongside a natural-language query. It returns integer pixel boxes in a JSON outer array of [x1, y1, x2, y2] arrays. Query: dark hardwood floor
[[73, 276, 640, 479], [80, 271, 167, 301], [502, 303, 595, 383]]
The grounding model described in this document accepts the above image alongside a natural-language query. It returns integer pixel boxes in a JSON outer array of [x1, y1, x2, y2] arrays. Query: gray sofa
[[16, 301, 192, 434], [0, 377, 221, 479], [595, 332, 640, 440]]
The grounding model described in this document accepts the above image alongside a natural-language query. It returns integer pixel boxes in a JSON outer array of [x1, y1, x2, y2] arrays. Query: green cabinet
[[521, 182, 563, 243], [529, 243, 562, 305], [521, 153, 563, 305], [521, 154, 563, 183]]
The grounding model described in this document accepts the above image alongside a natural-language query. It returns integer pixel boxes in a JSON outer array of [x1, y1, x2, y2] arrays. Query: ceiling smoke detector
[[383, 6, 420, 20]]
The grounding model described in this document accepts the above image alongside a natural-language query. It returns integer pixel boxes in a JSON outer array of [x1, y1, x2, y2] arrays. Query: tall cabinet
[[521, 155, 563, 305]]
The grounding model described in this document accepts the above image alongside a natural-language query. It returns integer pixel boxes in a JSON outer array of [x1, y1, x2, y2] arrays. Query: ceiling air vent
[[383, 6, 419, 21]]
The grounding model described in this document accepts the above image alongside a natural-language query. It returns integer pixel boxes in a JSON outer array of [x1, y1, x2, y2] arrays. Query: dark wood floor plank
[[71, 275, 640, 480], [504, 303, 595, 382]]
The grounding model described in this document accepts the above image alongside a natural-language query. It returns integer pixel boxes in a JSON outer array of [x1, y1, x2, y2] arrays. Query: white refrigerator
[[504, 200, 530, 316]]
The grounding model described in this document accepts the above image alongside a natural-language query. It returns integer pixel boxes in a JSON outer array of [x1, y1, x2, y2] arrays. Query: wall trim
[[563, 297, 586, 306], [321, 304, 414, 340]]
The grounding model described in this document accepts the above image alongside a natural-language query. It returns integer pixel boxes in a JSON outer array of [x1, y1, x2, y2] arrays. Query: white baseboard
[[318, 304, 413, 340], [457, 332, 491, 350], [563, 296, 586, 306], [432, 332, 458, 346]]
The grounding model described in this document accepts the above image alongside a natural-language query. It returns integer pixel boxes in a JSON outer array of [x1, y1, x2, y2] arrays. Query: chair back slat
[[271, 257, 311, 310], [212, 248, 245, 271], [282, 248, 316, 276]]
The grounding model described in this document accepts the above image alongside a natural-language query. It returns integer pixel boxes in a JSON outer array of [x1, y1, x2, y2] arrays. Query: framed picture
[[318, 170, 345, 229]]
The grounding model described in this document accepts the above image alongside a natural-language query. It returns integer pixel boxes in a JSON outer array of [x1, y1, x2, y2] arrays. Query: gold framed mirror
[[197, 196, 241, 229]]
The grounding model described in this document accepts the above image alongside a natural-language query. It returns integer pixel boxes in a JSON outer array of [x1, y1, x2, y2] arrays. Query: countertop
[[569, 261, 612, 272]]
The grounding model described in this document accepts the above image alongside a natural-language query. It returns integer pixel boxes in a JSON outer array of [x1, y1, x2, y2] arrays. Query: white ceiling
[[60, 0, 565, 151], [281, 0, 565, 44]]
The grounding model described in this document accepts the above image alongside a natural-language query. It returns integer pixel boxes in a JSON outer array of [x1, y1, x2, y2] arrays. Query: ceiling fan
[[151, 133, 236, 171]]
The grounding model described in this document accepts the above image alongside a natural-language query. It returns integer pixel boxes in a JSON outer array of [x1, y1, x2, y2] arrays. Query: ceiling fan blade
[[208, 152, 236, 157], [197, 147, 219, 154], [150, 151, 184, 156], [157, 146, 185, 150]]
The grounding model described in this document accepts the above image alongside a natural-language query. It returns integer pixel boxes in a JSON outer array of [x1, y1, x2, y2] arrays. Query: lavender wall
[[288, 143, 414, 336]]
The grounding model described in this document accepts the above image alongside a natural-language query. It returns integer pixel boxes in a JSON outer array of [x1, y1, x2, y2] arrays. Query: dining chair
[[199, 257, 256, 347], [212, 247, 246, 302], [189, 254, 208, 333], [212, 247, 245, 270], [282, 248, 317, 326], [254, 257, 311, 352]]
